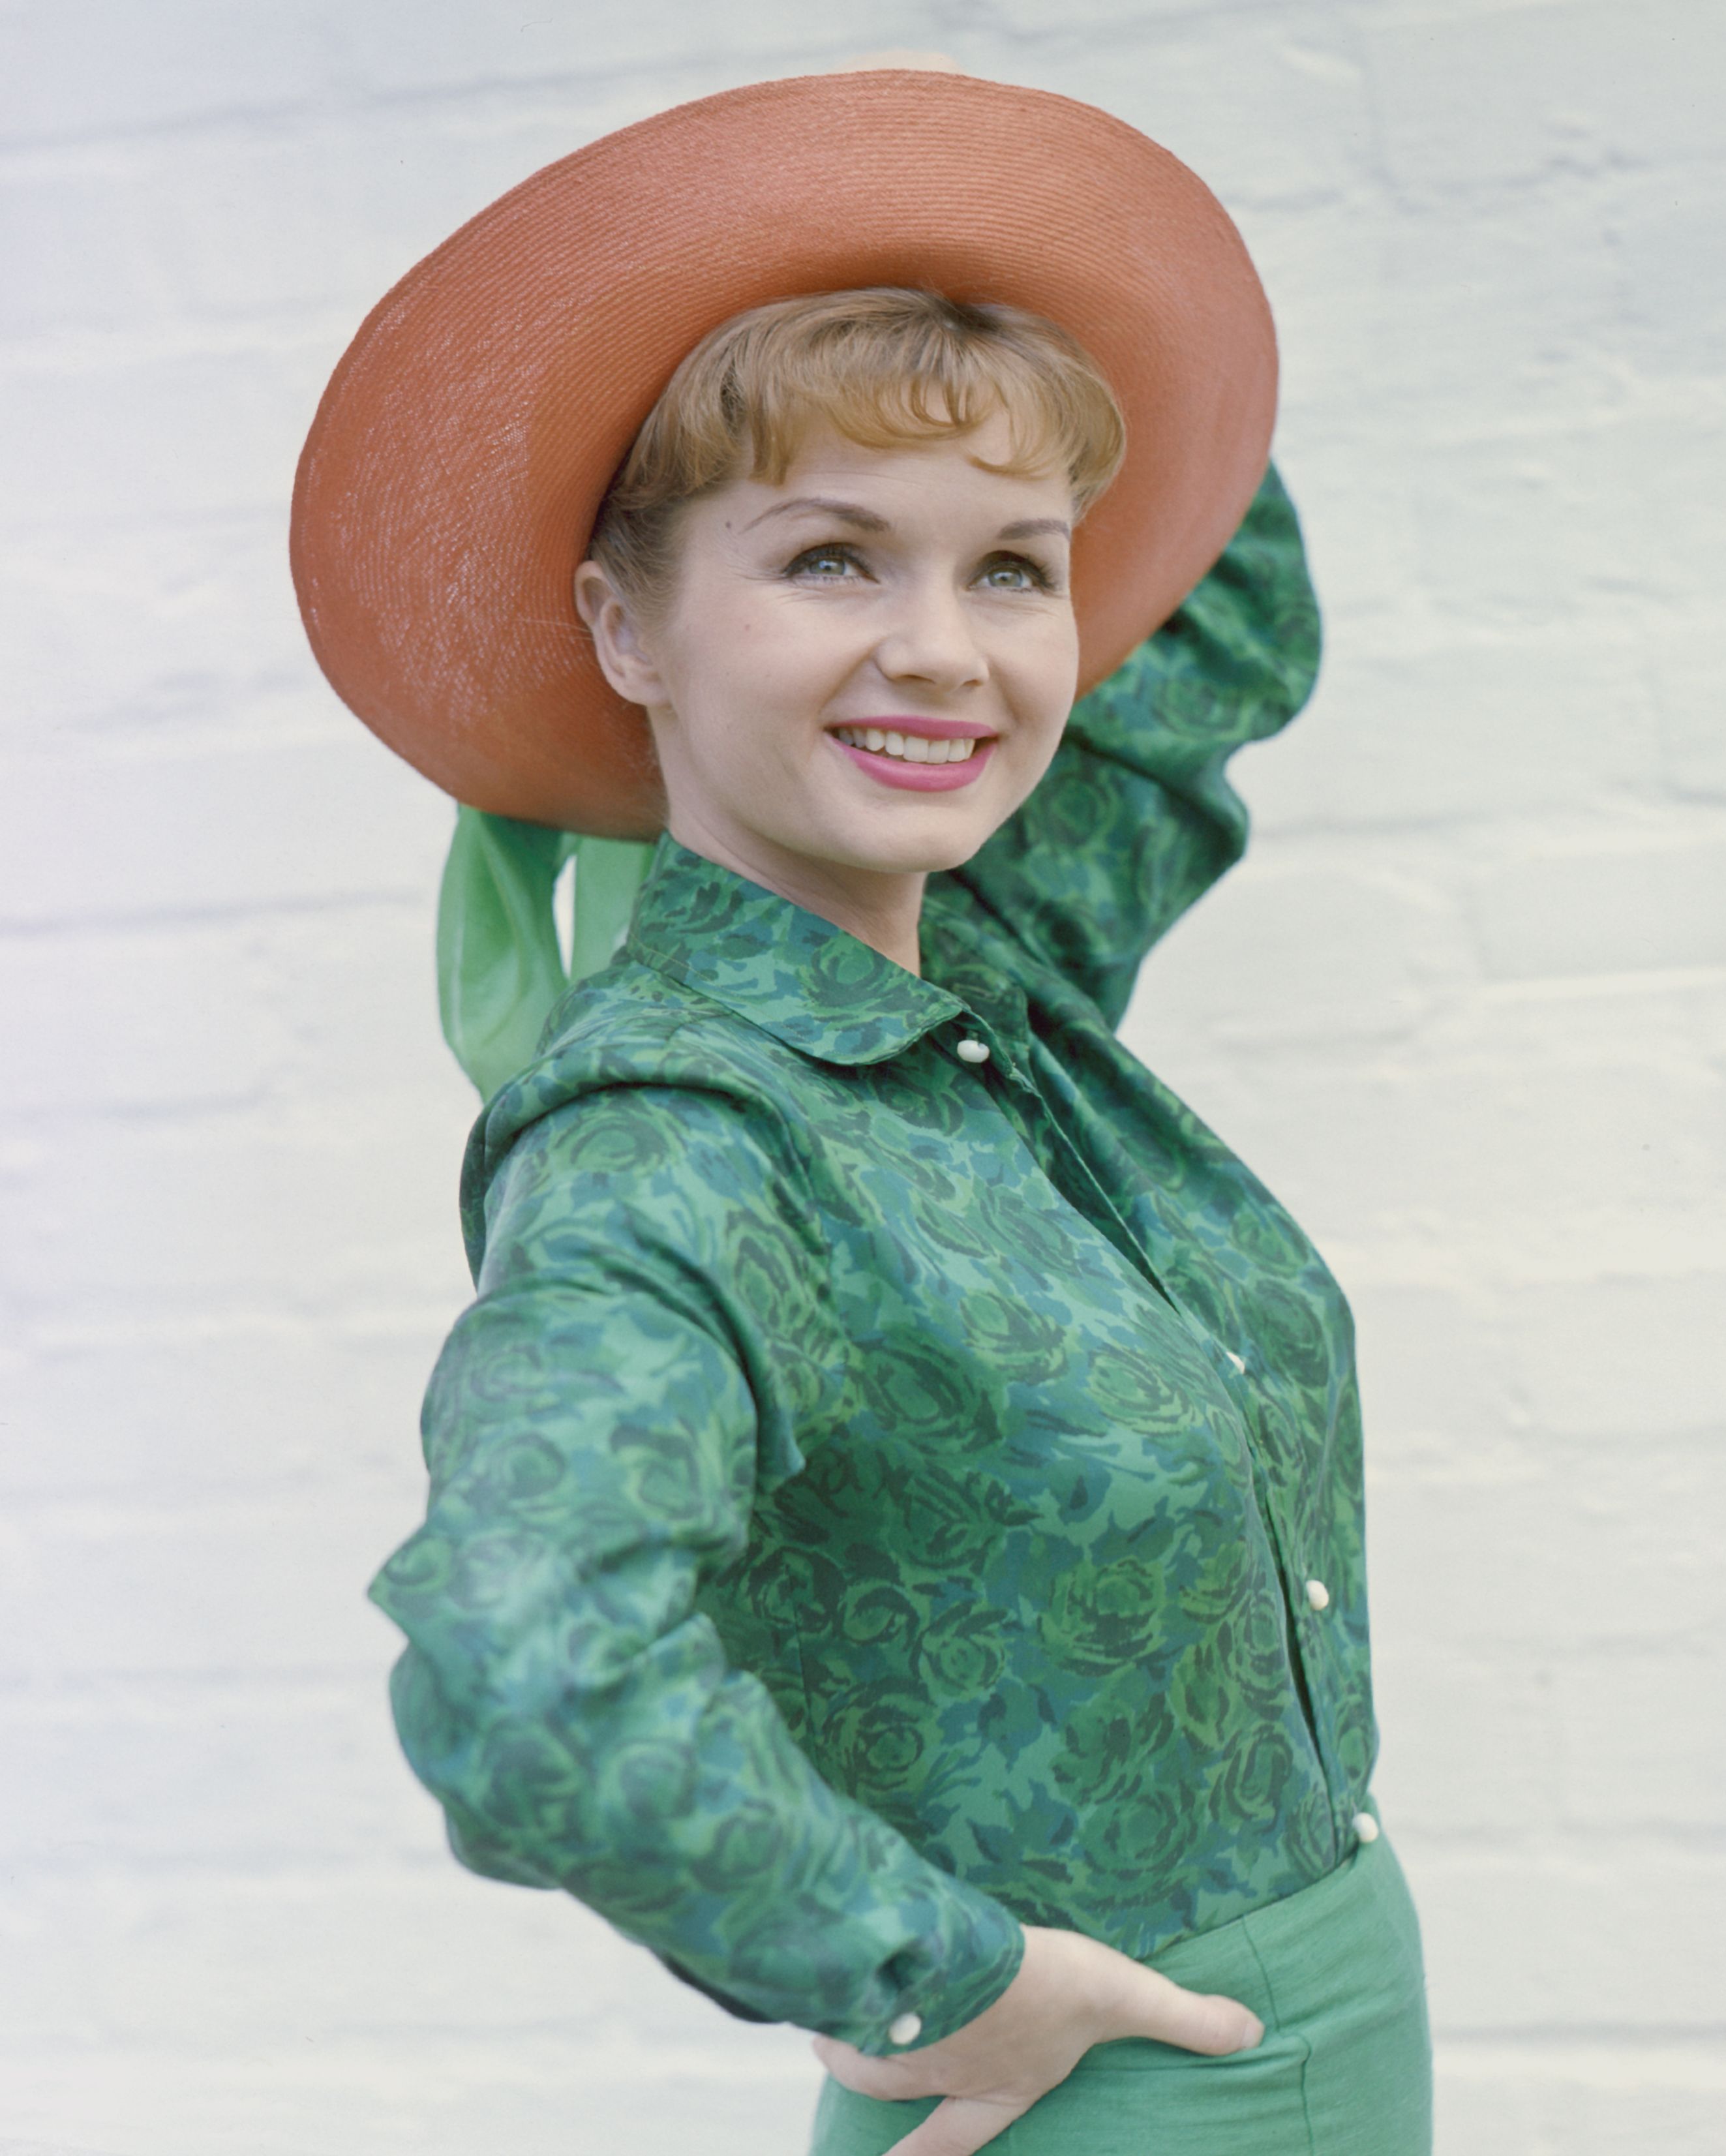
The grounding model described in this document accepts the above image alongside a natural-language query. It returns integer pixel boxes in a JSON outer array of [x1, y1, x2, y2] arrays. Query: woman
[[293, 69, 1431, 2156]]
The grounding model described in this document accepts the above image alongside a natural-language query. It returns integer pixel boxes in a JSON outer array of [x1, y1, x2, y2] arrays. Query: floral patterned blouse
[[370, 466, 1376, 2060]]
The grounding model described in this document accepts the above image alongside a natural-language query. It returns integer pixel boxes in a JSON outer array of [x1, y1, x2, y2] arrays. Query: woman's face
[[577, 409, 1080, 920]]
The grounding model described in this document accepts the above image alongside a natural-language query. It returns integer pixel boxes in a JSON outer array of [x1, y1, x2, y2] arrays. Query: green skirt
[[810, 1829, 1432, 2155]]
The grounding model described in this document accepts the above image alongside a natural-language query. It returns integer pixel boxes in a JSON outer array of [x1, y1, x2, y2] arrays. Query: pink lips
[[827, 718, 998, 793]]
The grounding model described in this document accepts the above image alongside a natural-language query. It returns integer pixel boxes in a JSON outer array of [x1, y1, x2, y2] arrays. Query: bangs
[[729, 293, 1125, 509], [590, 288, 1126, 615]]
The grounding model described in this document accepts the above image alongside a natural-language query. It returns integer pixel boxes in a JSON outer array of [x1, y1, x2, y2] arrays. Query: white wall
[[3, 5, 1721, 2153]]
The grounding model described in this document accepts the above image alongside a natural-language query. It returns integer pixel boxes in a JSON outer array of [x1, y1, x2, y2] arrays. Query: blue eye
[[789, 544, 864, 579], [977, 554, 1052, 592]]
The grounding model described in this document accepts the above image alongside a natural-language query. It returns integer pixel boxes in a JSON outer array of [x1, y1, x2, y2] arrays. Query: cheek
[[1012, 615, 1082, 725], [674, 621, 836, 793], [696, 592, 843, 697]]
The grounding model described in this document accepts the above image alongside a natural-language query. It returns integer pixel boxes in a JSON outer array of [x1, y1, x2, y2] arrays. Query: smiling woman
[[569, 289, 1121, 969], [577, 399, 1087, 969], [291, 66, 1431, 2156]]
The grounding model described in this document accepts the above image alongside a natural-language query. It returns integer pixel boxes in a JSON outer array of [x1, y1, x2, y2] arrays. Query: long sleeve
[[941, 463, 1322, 1027], [369, 1079, 1025, 2049]]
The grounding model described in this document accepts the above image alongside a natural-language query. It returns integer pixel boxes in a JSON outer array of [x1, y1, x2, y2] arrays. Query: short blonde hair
[[588, 286, 1126, 617]]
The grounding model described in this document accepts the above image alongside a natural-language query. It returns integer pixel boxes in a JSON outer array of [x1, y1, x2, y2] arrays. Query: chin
[[833, 825, 993, 877], [913, 831, 993, 874], [819, 797, 1007, 875]]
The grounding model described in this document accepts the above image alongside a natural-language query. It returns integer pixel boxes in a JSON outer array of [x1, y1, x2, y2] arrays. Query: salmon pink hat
[[290, 69, 1278, 839]]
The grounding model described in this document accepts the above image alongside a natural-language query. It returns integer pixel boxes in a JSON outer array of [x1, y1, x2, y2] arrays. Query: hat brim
[[290, 70, 1277, 838]]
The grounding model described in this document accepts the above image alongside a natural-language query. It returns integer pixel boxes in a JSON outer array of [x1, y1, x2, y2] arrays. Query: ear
[[574, 560, 670, 710]]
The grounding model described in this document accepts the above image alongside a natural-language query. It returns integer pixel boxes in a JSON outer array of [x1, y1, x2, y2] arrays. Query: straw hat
[[290, 70, 1277, 838]]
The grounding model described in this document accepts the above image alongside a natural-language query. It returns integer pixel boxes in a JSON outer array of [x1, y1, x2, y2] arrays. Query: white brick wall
[[2, 5, 1721, 2151]]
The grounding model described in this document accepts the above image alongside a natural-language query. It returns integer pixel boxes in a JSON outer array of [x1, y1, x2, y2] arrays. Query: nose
[[871, 575, 988, 694]]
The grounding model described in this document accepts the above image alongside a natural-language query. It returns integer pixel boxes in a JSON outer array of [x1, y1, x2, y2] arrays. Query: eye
[[976, 553, 1054, 593], [787, 542, 869, 581]]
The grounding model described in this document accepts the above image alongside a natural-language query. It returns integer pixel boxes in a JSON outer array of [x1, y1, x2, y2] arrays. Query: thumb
[[1120, 1966, 1265, 2056], [885, 2093, 1030, 2156]]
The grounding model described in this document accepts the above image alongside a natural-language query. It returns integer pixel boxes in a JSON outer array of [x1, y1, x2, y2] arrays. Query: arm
[[369, 1082, 1024, 2051], [941, 464, 1322, 1027]]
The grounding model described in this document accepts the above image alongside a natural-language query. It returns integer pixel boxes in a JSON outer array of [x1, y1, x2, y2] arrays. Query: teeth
[[833, 727, 982, 763]]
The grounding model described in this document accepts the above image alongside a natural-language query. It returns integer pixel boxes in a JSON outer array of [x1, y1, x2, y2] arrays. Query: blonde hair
[[588, 286, 1125, 617]]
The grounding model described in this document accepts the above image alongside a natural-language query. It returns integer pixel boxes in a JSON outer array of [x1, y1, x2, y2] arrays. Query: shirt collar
[[626, 834, 972, 1066]]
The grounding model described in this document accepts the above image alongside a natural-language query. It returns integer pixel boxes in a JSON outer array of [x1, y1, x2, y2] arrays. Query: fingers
[[811, 2034, 939, 2101], [1128, 1968, 1264, 2056], [886, 2094, 1029, 2156], [811, 2036, 1040, 2153]]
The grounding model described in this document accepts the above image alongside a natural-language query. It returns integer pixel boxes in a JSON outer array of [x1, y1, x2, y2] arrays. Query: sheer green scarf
[[436, 806, 654, 1099]]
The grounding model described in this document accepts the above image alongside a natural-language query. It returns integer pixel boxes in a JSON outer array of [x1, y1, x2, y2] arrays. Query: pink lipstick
[[826, 716, 998, 792]]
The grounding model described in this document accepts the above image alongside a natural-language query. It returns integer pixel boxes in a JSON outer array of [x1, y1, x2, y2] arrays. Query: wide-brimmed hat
[[290, 70, 1277, 838]]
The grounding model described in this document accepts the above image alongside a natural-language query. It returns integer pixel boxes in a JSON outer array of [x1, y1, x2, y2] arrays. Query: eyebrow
[[995, 517, 1072, 541], [742, 497, 1072, 542], [742, 496, 890, 533]]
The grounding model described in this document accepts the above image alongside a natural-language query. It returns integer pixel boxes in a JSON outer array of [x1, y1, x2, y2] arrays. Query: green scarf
[[436, 806, 654, 1099]]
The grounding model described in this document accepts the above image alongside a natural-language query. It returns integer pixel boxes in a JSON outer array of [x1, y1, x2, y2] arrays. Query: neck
[[666, 811, 926, 975]]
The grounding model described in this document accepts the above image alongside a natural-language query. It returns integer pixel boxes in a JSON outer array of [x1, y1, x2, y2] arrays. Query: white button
[[1351, 1811, 1380, 1844], [888, 2011, 923, 2046], [1225, 1350, 1247, 1374], [1304, 1578, 1331, 1611], [955, 1039, 991, 1065]]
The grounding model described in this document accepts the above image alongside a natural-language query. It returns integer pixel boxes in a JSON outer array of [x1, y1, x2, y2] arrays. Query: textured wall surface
[[2, 5, 1722, 2153]]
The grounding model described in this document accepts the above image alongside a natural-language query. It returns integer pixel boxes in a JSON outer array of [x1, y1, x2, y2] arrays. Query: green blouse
[[369, 466, 1374, 2061]]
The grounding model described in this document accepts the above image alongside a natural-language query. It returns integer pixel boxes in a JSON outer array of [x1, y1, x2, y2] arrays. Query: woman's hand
[[811, 1924, 1264, 2156]]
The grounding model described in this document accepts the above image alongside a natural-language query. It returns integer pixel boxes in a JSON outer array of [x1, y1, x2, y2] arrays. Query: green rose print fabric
[[370, 466, 1370, 2059]]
